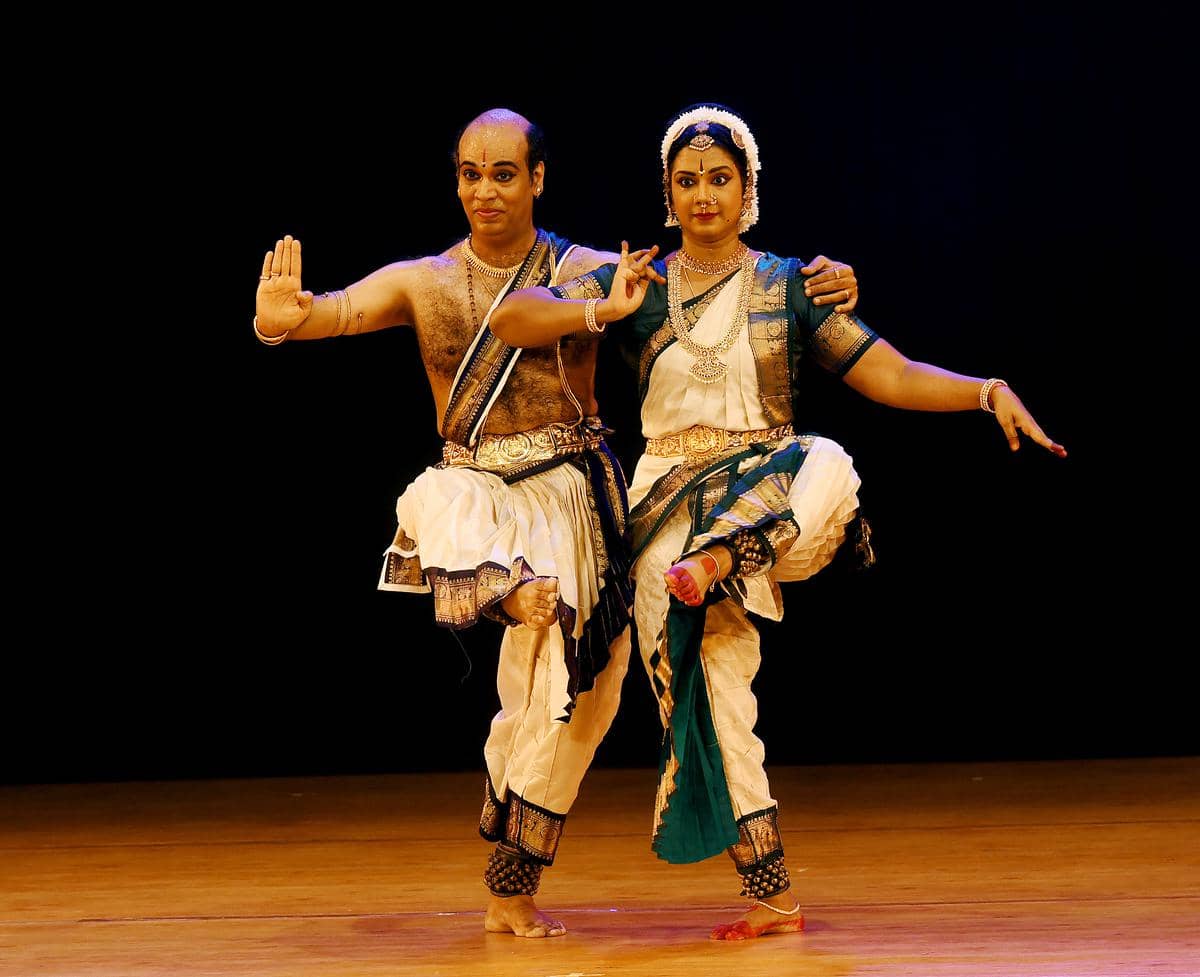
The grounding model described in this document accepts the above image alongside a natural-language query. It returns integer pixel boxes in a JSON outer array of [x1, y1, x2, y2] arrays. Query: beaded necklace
[[461, 237, 524, 279], [676, 243, 748, 276]]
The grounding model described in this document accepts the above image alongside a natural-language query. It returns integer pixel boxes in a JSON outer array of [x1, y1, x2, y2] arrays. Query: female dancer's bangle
[[979, 377, 1008, 413]]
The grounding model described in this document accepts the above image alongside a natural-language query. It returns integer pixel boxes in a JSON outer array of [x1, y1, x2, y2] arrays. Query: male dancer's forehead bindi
[[460, 125, 526, 171]]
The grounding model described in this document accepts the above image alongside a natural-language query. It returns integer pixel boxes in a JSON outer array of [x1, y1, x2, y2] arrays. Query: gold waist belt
[[442, 419, 606, 473], [644, 423, 794, 461]]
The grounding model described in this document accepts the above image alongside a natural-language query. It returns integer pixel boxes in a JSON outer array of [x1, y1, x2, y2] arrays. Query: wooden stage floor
[[2, 757, 1197, 976]]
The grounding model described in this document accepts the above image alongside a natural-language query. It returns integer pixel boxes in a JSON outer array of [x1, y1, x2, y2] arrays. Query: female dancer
[[490, 104, 1065, 940]]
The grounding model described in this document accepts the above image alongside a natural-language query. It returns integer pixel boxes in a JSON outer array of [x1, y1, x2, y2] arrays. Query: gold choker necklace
[[462, 238, 524, 279], [676, 243, 748, 277]]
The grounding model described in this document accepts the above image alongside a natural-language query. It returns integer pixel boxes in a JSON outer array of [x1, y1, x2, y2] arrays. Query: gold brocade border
[[581, 447, 628, 581], [629, 449, 749, 556], [639, 318, 676, 392], [691, 464, 795, 545], [381, 549, 425, 589], [648, 618, 678, 842], [747, 255, 792, 427], [595, 446, 628, 538], [652, 737, 681, 842], [552, 271, 606, 301], [480, 783, 568, 865], [687, 440, 811, 576], [811, 312, 874, 374], [505, 793, 567, 865], [698, 473, 731, 530], [728, 806, 785, 871], [441, 346, 510, 447], [426, 557, 531, 629]]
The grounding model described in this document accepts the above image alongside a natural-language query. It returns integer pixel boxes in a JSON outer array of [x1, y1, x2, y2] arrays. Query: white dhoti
[[486, 619, 630, 816], [380, 451, 631, 860]]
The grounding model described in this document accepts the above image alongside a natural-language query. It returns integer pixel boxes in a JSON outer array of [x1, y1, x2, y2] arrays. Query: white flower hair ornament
[[661, 106, 761, 232]]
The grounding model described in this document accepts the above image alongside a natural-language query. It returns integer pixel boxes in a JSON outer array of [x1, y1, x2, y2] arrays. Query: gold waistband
[[644, 423, 794, 461], [443, 419, 606, 473]]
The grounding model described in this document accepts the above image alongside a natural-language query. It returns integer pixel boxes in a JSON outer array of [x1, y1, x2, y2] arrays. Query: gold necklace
[[666, 251, 756, 384], [462, 237, 524, 279], [677, 243, 748, 276]]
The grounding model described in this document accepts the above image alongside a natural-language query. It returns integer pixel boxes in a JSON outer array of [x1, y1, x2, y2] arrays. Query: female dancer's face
[[669, 144, 745, 247]]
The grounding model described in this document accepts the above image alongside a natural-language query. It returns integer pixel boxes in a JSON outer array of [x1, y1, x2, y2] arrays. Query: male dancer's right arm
[[255, 235, 419, 341]]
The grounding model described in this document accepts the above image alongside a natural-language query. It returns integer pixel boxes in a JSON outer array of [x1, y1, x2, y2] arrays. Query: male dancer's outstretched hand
[[256, 235, 314, 338]]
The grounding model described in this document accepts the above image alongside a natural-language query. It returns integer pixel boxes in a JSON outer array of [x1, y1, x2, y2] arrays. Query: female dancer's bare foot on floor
[[501, 578, 558, 628], [664, 552, 721, 607], [484, 894, 566, 937], [710, 893, 805, 940]]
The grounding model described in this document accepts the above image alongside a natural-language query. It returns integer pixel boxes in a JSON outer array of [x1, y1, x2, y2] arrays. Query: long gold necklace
[[666, 250, 756, 384]]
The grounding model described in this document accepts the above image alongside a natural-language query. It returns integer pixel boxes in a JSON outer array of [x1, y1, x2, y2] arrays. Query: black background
[[14, 13, 1188, 785]]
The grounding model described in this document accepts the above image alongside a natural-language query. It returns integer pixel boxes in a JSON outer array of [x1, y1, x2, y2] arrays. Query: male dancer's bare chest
[[412, 276, 588, 384], [406, 280, 578, 435]]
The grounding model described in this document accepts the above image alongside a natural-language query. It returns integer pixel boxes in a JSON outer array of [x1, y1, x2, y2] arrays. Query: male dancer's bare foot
[[501, 577, 558, 628], [664, 546, 730, 607], [710, 891, 805, 940], [484, 894, 567, 937]]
